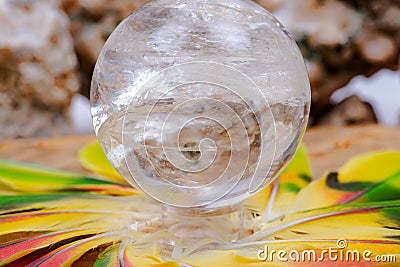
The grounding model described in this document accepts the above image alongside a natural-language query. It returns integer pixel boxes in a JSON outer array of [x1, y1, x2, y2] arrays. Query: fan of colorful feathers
[[0, 142, 399, 266]]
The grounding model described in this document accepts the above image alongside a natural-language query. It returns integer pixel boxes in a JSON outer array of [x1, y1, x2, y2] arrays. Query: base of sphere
[[161, 202, 244, 248]]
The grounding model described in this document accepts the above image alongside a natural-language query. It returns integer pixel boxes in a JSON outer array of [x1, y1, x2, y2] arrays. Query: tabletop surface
[[0, 125, 399, 179]]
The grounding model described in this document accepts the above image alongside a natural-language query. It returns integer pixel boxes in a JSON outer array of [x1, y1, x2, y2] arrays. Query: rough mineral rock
[[256, 0, 399, 124], [57, 0, 400, 126], [256, 0, 285, 12], [318, 95, 377, 126], [305, 60, 324, 86], [1, 0, 396, 140], [356, 32, 398, 64], [269, 0, 363, 46], [0, 0, 80, 139]]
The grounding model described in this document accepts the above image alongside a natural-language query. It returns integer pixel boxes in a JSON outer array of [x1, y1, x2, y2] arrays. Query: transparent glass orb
[[91, 0, 311, 209]]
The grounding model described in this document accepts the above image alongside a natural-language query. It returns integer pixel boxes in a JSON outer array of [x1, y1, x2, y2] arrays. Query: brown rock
[[0, 0, 80, 140], [255, 0, 285, 12], [356, 32, 398, 64], [318, 95, 377, 126], [258, 0, 399, 125], [75, 25, 105, 70], [378, 5, 400, 31], [305, 60, 324, 85]]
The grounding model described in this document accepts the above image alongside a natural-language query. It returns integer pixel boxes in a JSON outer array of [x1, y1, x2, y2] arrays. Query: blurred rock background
[[0, 0, 399, 140]]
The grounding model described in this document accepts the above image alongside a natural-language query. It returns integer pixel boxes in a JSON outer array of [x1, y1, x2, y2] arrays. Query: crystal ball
[[91, 0, 311, 208]]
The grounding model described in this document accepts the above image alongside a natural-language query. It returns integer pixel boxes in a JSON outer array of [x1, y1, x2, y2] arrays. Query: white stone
[[331, 69, 400, 126], [0, 0, 80, 139], [272, 0, 362, 45]]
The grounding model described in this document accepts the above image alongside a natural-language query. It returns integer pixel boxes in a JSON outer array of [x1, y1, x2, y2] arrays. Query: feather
[[121, 243, 180, 267], [0, 160, 137, 196], [78, 141, 124, 183], [93, 243, 120, 267], [26, 231, 126, 267], [0, 149, 399, 266], [349, 172, 400, 203], [0, 229, 98, 265], [338, 151, 400, 183], [288, 151, 400, 213], [245, 144, 312, 221], [248, 201, 400, 242]]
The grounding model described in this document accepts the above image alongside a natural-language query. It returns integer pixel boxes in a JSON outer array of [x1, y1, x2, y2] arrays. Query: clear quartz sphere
[[91, 0, 311, 209]]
